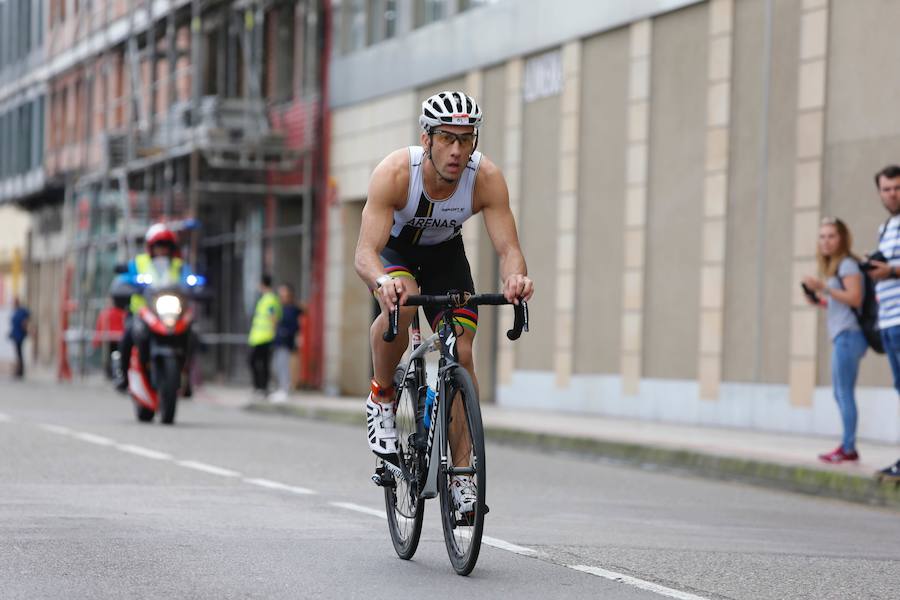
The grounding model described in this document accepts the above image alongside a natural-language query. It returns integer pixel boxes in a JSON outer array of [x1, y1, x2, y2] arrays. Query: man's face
[[150, 243, 172, 258], [422, 125, 476, 181], [278, 286, 292, 304], [878, 175, 900, 215]]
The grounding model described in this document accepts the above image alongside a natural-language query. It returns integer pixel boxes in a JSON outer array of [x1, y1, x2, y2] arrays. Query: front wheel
[[438, 367, 486, 576], [384, 368, 425, 559], [134, 404, 155, 422], [158, 356, 179, 425]]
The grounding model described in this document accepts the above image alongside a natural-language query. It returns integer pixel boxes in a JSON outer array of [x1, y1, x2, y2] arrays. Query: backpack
[[853, 265, 884, 354]]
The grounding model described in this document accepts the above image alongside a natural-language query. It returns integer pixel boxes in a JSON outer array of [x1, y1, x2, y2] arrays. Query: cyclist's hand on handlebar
[[503, 274, 534, 305], [379, 277, 415, 312]]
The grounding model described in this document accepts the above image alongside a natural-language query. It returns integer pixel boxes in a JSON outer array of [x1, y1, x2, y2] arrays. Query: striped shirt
[[876, 214, 900, 329]]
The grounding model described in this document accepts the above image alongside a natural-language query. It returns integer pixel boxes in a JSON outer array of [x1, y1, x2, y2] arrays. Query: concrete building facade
[[326, 0, 900, 443]]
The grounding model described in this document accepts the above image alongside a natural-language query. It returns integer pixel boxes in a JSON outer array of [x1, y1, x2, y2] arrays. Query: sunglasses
[[431, 129, 477, 148]]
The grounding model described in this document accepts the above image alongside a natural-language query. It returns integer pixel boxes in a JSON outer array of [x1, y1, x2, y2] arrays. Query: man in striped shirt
[[868, 165, 900, 480]]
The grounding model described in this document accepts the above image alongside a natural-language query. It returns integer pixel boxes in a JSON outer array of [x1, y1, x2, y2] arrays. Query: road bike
[[372, 291, 528, 575]]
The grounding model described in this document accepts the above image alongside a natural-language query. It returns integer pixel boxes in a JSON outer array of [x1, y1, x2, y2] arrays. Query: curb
[[246, 401, 900, 511]]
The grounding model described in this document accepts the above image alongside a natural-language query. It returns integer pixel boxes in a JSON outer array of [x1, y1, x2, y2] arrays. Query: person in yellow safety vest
[[248, 274, 282, 398], [115, 223, 194, 392]]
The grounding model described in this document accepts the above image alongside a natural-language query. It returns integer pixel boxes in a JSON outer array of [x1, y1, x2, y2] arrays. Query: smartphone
[[800, 283, 820, 303], [862, 250, 887, 271]]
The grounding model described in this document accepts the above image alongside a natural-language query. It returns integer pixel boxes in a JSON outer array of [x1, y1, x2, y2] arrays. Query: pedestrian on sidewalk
[[8, 297, 30, 379], [269, 283, 304, 404], [802, 217, 866, 464], [867, 165, 900, 479], [248, 274, 282, 399]]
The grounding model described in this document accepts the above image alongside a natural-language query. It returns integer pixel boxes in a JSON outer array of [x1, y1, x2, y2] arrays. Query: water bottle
[[424, 386, 436, 430]]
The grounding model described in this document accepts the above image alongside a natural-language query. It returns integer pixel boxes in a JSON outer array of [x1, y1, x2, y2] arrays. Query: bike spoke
[[383, 369, 425, 559]]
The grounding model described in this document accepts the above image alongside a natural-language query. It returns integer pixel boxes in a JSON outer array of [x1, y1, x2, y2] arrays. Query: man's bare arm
[[476, 157, 534, 302], [354, 150, 408, 289]]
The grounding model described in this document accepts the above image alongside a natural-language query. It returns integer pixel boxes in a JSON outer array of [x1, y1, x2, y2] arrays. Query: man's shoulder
[[473, 154, 507, 209], [368, 148, 413, 206], [374, 148, 412, 180], [474, 154, 506, 190]]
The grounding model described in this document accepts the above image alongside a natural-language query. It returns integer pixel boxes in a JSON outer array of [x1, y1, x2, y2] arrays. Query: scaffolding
[[62, 0, 327, 382]]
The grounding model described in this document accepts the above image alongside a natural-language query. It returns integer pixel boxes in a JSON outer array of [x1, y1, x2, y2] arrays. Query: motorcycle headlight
[[155, 295, 182, 325]]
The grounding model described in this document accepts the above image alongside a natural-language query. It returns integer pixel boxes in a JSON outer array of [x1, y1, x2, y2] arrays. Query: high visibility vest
[[130, 253, 184, 314], [248, 291, 282, 346]]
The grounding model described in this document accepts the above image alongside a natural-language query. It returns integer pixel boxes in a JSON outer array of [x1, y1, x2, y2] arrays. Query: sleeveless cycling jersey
[[389, 146, 481, 246]]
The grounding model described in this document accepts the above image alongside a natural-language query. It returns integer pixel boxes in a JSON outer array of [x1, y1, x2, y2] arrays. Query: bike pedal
[[452, 504, 489, 527], [371, 467, 395, 488]]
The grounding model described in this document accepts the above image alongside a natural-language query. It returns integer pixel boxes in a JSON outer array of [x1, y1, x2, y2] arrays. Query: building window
[[459, 0, 498, 11], [367, 0, 397, 45], [267, 3, 296, 102], [21, 0, 31, 57], [415, 0, 446, 28], [346, 0, 366, 53], [0, 1, 8, 70], [1, 111, 7, 178]]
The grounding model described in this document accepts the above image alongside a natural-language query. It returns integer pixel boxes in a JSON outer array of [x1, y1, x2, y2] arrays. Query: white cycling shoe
[[450, 475, 478, 514], [366, 393, 399, 463]]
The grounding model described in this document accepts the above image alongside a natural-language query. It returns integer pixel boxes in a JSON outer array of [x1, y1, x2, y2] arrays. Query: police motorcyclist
[[114, 223, 195, 392]]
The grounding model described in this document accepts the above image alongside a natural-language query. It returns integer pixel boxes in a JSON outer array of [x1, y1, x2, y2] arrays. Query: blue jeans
[[881, 325, 900, 396], [831, 330, 868, 452]]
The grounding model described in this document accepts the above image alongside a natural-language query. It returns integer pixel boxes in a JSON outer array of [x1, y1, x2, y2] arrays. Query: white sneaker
[[450, 475, 477, 513], [268, 390, 288, 404], [366, 393, 399, 460]]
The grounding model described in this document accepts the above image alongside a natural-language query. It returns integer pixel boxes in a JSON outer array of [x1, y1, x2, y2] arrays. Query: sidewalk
[[193, 383, 900, 510]]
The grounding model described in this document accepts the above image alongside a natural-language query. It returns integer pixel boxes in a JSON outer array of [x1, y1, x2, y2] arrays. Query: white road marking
[[38, 424, 72, 435], [73, 432, 116, 446], [116, 444, 173, 461], [177, 460, 241, 478], [325, 500, 707, 599], [0, 412, 11, 422], [330, 502, 386, 519], [568, 565, 712, 600], [482, 536, 538, 556], [243, 478, 316, 495]]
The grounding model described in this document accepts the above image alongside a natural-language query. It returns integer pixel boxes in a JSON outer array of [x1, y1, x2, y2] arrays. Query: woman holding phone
[[802, 217, 866, 464]]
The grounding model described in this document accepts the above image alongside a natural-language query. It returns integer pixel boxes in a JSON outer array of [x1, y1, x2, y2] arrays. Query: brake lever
[[506, 299, 529, 340], [383, 306, 399, 342]]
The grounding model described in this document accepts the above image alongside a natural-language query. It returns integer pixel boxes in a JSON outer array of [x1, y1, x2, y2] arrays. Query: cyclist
[[354, 91, 534, 513]]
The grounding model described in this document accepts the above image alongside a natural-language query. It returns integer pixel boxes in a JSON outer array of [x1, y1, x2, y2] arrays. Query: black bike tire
[[134, 403, 155, 422], [438, 367, 486, 576], [159, 356, 179, 425], [384, 368, 425, 559]]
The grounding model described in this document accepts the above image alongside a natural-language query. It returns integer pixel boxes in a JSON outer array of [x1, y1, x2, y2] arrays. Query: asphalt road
[[2, 378, 899, 599]]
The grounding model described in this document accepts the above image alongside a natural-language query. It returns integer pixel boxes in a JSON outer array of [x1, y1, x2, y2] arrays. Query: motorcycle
[[110, 268, 205, 425]]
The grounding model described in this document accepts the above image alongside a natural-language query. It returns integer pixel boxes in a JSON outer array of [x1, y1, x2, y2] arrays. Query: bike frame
[[397, 309, 463, 500]]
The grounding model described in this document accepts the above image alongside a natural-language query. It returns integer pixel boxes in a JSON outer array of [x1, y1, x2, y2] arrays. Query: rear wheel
[[438, 367, 486, 576], [384, 365, 425, 559], [158, 356, 179, 425]]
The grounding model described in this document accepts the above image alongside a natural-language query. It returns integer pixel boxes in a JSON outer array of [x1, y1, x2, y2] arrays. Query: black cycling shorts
[[377, 235, 478, 334]]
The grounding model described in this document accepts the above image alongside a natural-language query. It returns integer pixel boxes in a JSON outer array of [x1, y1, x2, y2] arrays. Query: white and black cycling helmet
[[419, 91, 483, 132]]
